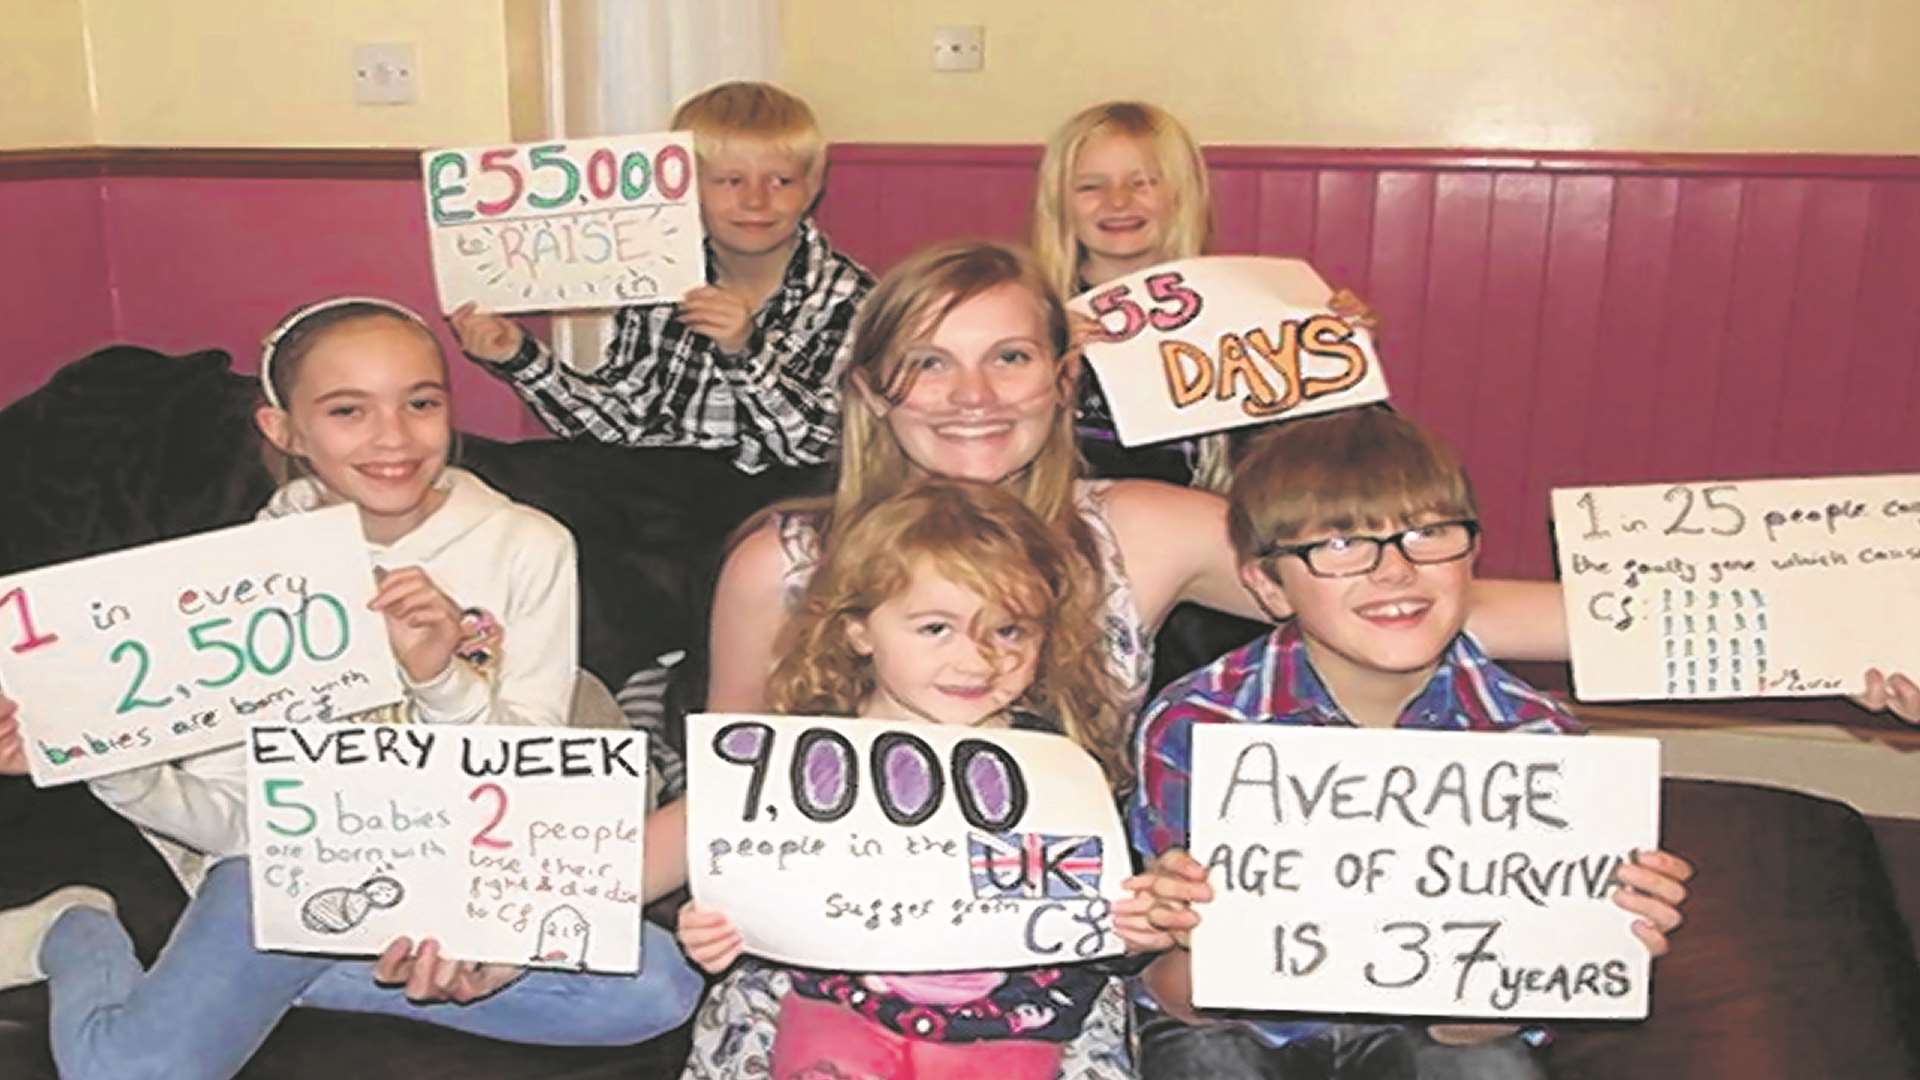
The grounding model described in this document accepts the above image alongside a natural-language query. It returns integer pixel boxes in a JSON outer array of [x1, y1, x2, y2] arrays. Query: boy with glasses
[[1122, 405, 1694, 1079]]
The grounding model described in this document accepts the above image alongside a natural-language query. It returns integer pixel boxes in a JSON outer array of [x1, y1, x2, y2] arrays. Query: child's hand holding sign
[[0, 694, 26, 776]]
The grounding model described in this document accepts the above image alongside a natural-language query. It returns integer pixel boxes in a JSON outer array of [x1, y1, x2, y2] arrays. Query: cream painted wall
[[2, 0, 95, 148], [780, 0, 1920, 152], [83, 0, 511, 147]]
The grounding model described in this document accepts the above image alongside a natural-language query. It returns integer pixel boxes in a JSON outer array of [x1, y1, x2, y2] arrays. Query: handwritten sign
[[1552, 474, 1920, 701], [248, 723, 650, 972], [1188, 726, 1658, 1019], [0, 506, 402, 787], [688, 713, 1129, 971], [422, 133, 704, 313], [1069, 256, 1388, 447]]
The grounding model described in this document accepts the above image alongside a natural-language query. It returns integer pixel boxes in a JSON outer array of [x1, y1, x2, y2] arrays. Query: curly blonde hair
[[767, 480, 1131, 789]]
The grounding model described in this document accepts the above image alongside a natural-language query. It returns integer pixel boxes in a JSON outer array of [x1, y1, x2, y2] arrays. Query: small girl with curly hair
[[678, 479, 1157, 1080]]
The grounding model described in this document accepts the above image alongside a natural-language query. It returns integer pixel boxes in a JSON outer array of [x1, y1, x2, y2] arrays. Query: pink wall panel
[[817, 146, 1920, 578], [1586, 176, 1675, 485], [100, 175, 546, 441], [1845, 185, 1920, 475], [1646, 178, 1743, 484], [3, 176, 115, 405], [1465, 172, 1553, 577], [1518, 175, 1612, 573], [10, 146, 1920, 580]]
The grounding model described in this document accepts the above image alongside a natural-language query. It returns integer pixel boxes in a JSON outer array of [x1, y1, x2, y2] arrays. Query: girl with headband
[[0, 297, 701, 1078]]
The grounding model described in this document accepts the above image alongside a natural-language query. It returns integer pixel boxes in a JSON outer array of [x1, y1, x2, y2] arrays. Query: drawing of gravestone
[[533, 904, 591, 968]]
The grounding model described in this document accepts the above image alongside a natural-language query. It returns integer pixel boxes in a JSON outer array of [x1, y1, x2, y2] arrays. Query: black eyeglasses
[[1261, 519, 1480, 578]]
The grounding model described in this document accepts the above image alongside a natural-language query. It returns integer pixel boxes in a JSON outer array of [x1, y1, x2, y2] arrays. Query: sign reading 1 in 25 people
[[1069, 256, 1389, 447], [249, 724, 650, 973], [1188, 726, 1659, 1019], [422, 133, 705, 314], [1552, 474, 1920, 701], [688, 714, 1130, 971], [0, 506, 402, 787]]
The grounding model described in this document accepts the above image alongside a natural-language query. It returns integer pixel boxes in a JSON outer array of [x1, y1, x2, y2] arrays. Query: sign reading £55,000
[[422, 133, 704, 314]]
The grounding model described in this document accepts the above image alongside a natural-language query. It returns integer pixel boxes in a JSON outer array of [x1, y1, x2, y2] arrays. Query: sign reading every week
[[0, 505, 403, 786], [1070, 256, 1389, 447], [688, 713, 1131, 972], [1552, 474, 1920, 702], [422, 133, 705, 313], [1188, 726, 1660, 1019], [249, 723, 651, 973]]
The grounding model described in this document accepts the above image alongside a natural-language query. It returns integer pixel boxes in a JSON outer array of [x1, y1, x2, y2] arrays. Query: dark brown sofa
[[2, 348, 1918, 1078]]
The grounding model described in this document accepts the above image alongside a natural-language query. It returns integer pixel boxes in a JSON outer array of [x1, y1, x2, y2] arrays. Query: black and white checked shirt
[[492, 219, 873, 473]]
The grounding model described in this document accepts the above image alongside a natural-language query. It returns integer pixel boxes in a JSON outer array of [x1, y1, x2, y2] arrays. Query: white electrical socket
[[931, 26, 984, 72], [353, 43, 419, 105]]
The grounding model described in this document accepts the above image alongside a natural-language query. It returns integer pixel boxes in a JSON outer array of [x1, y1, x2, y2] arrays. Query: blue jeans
[[41, 857, 704, 1080]]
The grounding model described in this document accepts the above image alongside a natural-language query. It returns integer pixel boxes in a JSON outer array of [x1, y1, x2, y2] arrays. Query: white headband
[[259, 296, 433, 410]]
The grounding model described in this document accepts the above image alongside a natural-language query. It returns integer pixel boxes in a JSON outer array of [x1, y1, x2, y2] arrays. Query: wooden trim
[[827, 142, 1920, 180], [0, 147, 421, 181], [9, 144, 1920, 183], [0, 148, 114, 180]]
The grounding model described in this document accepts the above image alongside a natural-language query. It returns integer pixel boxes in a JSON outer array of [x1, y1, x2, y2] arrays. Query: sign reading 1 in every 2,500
[[422, 133, 705, 314], [1070, 257, 1389, 447], [0, 506, 403, 786]]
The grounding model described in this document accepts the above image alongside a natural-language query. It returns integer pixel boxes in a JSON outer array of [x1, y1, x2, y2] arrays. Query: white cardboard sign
[[248, 723, 650, 973], [1552, 475, 1920, 701], [0, 506, 402, 786], [1188, 726, 1658, 1019], [422, 133, 704, 313], [688, 713, 1130, 972], [1069, 256, 1388, 447]]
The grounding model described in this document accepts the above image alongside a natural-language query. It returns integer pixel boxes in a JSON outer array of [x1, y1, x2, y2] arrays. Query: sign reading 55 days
[[0, 505, 402, 786], [1070, 257, 1389, 447], [422, 133, 705, 314]]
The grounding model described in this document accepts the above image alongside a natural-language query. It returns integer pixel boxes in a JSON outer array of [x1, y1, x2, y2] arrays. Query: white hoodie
[[86, 468, 579, 889]]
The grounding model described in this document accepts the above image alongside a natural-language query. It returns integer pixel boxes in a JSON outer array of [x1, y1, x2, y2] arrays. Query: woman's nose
[[948, 364, 997, 408]]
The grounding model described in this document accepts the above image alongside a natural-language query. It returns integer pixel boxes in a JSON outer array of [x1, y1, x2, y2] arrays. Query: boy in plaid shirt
[[1120, 406, 1695, 1080], [452, 81, 872, 479]]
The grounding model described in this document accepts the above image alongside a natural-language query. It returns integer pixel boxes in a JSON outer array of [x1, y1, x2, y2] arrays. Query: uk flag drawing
[[967, 831, 1105, 900]]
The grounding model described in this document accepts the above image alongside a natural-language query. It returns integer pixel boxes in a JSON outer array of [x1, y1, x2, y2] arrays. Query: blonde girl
[[680, 480, 1155, 1080], [1031, 102, 1229, 489]]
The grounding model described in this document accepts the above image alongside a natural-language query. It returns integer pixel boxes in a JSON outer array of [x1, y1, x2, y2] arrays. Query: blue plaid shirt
[[1127, 621, 1581, 1047]]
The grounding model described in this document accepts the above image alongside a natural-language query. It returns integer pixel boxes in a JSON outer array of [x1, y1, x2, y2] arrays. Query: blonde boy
[[1122, 406, 1693, 1080], [453, 81, 873, 476]]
